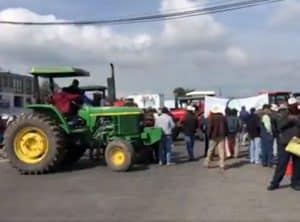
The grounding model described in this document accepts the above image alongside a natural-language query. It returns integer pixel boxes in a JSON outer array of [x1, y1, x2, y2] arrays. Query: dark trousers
[[204, 131, 209, 157], [271, 143, 300, 187], [184, 134, 195, 160], [261, 137, 274, 167], [153, 143, 160, 163], [184, 135, 195, 160]]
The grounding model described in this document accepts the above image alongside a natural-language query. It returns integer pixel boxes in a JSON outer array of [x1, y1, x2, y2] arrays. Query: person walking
[[260, 104, 275, 168], [199, 113, 209, 157], [155, 107, 175, 166], [239, 106, 249, 146], [204, 106, 227, 170], [226, 109, 240, 158], [181, 106, 198, 161], [268, 104, 300, 191], [247, 108, 261, 164]]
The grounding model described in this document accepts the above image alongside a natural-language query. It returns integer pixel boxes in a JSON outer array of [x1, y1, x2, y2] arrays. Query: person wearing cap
[[268, 103, 300, 191], [204, 105, 227, 170], [270, 104, 280, 163], [180, 105, 198, 161], [155, 107, 175, 166]]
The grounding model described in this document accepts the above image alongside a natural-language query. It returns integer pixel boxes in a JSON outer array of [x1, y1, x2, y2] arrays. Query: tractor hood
[[79, 106, 143, 117]]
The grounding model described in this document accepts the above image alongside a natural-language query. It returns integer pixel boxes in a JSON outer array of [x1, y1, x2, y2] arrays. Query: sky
[[0, 0, 299, 98]]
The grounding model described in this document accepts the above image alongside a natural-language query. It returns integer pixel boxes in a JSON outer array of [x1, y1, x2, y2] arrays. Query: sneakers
[[291, 184, 300, 191], [267, 184, 279, 191], [203, 161, 210, 168], [167, 162, 176, 166]]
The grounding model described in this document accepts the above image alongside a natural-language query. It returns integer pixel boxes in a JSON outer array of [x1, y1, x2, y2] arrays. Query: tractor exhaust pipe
[[107, 63, 116, 103]]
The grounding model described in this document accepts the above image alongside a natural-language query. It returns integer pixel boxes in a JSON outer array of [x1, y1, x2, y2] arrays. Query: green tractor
[[3, 66, 162, 174]]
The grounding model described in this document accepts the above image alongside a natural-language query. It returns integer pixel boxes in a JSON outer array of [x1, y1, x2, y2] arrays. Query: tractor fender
[[26, 104, 70, 133], [141, 127, 163, 146]]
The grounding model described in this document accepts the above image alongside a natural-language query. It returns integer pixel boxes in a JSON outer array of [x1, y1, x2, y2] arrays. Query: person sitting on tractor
[[62, 79, 83, 95], [51, 79, 84, 117]]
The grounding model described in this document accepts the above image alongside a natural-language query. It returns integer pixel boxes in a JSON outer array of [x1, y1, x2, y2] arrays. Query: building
[[0, 71, 34, 114]]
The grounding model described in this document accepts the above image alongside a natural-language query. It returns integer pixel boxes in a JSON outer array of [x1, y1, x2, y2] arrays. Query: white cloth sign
[[227, 94, 269, 111], [204, 96, 228, 117], [204, 94, 269, 117]]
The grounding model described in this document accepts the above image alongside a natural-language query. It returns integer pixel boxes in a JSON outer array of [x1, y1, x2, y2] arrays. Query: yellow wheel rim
[[14, 127, 49, 164], [111, 148, 126, 166]]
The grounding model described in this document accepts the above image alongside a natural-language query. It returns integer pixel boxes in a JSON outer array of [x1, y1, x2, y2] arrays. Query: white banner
[[127, 94, 164, 109], [204, 96, 228, 117], [227, 94, 269, 111], [204, 94, 269, 117]]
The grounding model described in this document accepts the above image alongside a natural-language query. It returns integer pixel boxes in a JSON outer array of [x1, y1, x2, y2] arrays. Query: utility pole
[[218, 87, 222, 97]]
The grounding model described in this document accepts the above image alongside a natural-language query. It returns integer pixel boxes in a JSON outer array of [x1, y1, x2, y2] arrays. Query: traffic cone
[[285, 160, 293, 177]]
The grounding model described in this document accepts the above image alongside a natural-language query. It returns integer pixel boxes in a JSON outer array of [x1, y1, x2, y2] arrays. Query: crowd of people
[[145, 98, 300, 191], [1, 79, 300, 191]]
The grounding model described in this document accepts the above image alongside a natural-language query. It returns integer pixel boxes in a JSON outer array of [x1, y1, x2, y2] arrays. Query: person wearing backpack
[[226, 109, 240, 158]]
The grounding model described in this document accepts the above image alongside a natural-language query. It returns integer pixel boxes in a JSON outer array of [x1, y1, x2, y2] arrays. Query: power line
[[0, 0, 283, 26]]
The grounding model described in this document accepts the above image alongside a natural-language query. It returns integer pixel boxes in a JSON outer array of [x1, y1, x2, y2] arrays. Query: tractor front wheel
[[105, 140, 134, 172]]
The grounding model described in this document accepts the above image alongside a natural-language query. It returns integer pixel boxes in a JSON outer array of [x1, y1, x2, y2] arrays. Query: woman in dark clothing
[[267, 104, 300, 191]]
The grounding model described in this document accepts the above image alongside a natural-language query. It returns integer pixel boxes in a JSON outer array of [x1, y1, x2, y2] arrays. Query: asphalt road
[[0, 140, 299, 222]]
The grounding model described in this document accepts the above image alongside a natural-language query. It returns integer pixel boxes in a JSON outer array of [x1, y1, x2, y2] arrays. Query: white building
[[0, 71, 34, 114]]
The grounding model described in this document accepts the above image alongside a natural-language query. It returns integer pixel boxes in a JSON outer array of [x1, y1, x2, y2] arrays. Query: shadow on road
[[225, 159, 249, 169], [58, 159, 151, 174], [129, 164, 150, 172], [57, 159, 103, 173]]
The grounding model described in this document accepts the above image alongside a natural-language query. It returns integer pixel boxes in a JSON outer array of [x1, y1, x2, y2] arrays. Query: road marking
[[0, 159, 9, 163]]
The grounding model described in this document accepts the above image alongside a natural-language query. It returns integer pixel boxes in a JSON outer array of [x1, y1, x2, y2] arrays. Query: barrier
[[285, 160, 293, 177]]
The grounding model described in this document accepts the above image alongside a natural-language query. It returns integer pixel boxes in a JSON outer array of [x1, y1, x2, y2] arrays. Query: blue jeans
[[159, 135, 173, 164], [261, 137, 274, 167], [249, 137, 261, 164], [185, 135, 195, 160]]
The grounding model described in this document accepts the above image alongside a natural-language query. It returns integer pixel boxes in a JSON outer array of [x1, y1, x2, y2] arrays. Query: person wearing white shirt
[[155, 107, 175, 165]]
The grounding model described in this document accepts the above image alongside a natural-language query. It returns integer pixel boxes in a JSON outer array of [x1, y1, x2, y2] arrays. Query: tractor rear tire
[[60, 146, 86, 166], [105, 140, 134, 172], [4, 112, 65, 174]]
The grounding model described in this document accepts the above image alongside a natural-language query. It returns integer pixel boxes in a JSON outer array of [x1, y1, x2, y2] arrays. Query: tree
[[173, 87, 195, 97], [173, 87, 186, 98]]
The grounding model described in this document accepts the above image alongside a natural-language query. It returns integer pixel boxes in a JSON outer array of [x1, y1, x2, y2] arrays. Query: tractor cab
[[80, 85, 107, 106], [30, 66, 89, 116]]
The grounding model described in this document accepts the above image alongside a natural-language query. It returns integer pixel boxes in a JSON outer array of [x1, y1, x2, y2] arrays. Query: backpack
[[227, 116, 239, 134]]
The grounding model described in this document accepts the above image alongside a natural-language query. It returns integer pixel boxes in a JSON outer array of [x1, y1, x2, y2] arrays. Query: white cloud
[[270, 0, 300, 28], [226, 47, 248, 67], [4, 1, 293, 97], [160, 0, 227, 50]]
